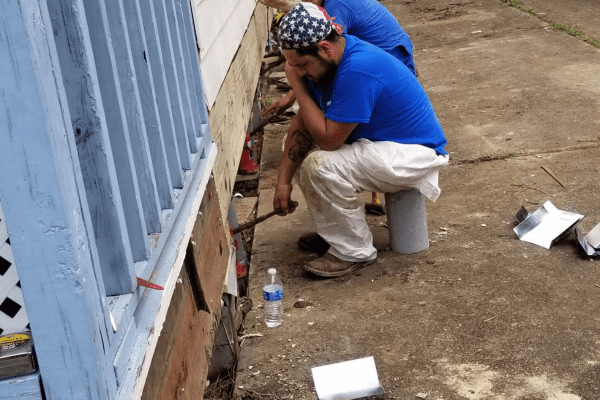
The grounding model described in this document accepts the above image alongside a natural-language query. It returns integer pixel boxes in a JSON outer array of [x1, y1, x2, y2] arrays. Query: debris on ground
[[311, 357, 384, 400], [576, 222, 600, 257], [513, 201, 583, 249]]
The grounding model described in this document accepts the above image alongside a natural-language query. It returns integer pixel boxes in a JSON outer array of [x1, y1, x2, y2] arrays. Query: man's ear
[[318, 41, 333, 58]]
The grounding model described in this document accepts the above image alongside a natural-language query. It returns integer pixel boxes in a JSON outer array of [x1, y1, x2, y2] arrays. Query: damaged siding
[[0, 0, 216, 398]]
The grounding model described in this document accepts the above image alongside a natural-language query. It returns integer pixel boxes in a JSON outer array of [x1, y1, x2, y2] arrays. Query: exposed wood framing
[[127, 145, 217, 400], [208, 3, 271, 219]]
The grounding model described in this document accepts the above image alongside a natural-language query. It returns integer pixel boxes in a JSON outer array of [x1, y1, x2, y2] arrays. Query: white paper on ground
[[311, 356, 384, 400]]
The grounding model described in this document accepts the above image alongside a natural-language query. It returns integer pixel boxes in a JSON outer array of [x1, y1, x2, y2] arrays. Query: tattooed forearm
[[288, 128, 313, 163]]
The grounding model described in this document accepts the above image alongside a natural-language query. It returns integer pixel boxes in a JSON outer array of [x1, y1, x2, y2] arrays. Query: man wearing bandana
[[264, 0, 416, 219], [265, 0, 416, 116], [274, 2, 448, 277]]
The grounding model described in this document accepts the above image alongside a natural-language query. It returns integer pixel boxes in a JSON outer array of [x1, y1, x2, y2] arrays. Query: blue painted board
[[80, 0, 152, 263], [1, 373, 43, 400], [120, 144, 217, 400], [0, 0, 117, 396], [176, 0, 210, 136], [151, 0, 193, 169], [164, 0, 200, 154], [113, 317, 137, 386], [107, 292, 139, 361], [2, 0, 218, 398], [198, 131, 214, 160], [174, 0, 208, 137], [137, 0, 185, 188], [121, 0, 175, 211], [46, 0, 138, 294], [104, 0, 164, 234]]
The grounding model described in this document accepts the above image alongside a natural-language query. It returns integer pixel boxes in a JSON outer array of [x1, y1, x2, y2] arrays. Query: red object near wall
[[238, 133, 258, 174]]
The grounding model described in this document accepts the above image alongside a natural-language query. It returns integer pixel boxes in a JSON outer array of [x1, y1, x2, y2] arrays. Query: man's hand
[[263, 90, 296, 116], [273, 182, 298, 216], [284, 61, 306, 92]]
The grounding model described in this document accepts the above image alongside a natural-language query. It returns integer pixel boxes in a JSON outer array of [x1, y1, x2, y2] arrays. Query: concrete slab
[[515, 0, 600, 41], [233, 1, 600, 399], [405, 5, 600, 162]]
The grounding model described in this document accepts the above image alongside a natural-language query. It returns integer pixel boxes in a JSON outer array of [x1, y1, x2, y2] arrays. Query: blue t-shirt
[[307, 35, 447, 155], [323, 0, 413, 58]]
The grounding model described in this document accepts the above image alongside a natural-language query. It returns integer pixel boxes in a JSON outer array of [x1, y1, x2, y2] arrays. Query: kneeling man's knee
[[299, 151, 326, 185]]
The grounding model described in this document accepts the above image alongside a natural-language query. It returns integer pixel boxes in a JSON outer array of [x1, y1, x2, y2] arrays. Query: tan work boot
[[297, 231, 330, 254], [303, 253, 376, 278]]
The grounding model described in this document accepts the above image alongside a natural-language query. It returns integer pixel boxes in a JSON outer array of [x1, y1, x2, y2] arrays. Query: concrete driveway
[[233, 1, 600, 399]]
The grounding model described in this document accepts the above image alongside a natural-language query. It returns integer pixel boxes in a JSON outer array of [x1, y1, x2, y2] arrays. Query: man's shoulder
[[324, 0, 351, 10], [338, 36, 414, 88], [326, 0, 384, 16], [342, 36, 390, 68]]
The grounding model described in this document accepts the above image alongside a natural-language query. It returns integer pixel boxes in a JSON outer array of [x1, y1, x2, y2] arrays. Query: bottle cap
[[268, 268, 276, 275]]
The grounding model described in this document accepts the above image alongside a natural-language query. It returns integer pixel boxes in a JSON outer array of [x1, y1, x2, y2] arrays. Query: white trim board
[[194, 0, 257, 108]]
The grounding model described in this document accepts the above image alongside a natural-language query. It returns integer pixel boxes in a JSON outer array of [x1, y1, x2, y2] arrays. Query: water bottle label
[[264, 290, 283, 301]]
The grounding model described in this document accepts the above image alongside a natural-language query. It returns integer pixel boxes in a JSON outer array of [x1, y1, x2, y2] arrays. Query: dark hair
[[294, 29, 340, 56]]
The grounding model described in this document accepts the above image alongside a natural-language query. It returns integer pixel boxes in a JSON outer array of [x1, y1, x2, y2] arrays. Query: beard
[[306, 56, 337, 84]]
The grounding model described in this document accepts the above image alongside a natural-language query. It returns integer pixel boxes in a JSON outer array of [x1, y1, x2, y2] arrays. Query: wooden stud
[[122, 0, 175, 210], [47, 0, 138, 293]]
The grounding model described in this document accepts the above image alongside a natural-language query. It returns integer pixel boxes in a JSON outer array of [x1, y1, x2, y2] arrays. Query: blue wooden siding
[[3, 374, 44, 400], [0, 0, 216, 398]]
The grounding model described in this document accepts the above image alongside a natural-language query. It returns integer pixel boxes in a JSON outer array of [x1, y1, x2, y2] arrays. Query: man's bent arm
[[273, 113, 313, 214], [285, 63, 357, 150]]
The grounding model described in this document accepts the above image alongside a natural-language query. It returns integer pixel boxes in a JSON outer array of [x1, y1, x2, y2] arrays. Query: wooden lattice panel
[[0, 203, 30, 336]]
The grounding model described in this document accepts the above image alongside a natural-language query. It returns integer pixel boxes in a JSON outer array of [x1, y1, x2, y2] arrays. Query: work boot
[[303, 253, 376, 278], [365, 203, 386, 215], [297, 232, 330, 254]]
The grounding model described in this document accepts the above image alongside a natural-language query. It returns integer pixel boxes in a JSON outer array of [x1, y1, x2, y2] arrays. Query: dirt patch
[[234, 180, 260, 198], [426, 6, 468, 21]]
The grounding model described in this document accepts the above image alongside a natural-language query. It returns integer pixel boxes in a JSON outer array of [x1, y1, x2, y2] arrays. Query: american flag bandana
[[277, 2, 344, 50]]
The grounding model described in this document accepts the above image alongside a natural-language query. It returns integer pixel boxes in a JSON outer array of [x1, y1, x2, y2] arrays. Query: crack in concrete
[[454, 143, 600, 165]]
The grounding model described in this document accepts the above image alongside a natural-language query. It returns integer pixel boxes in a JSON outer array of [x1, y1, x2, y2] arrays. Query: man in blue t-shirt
[[264, 0, 416, 116], [274, 3, 448, 277], [312, 0, 415, 73]]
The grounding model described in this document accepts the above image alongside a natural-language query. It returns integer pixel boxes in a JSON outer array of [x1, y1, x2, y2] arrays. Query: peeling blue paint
[[1, 0, 215, 398]]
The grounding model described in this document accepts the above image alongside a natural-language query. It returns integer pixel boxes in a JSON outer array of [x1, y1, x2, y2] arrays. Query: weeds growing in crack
[[550, 23, 600, 48], [499, 0, 600, 49], [502, 0, 535, 14]]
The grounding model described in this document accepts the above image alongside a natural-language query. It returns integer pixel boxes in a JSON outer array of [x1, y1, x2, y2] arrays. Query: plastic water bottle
[[263, 268, 283, 328]]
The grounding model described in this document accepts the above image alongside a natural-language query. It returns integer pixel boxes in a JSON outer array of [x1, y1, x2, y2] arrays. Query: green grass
[[500, 0, 600, 49], [503, 0, 535, 14]]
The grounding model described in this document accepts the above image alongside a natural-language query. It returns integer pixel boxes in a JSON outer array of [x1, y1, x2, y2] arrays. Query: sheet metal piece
[[312, 356, 384, 400], [576, 225, 600, 257], [584, 222, 600, 249], [225, 252, 239, 297], [515, 205, 530, 223], [513, 201, 583, 249]]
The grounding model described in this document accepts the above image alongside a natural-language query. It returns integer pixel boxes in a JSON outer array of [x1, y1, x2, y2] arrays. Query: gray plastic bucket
[[385, 189, 429, 254]]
